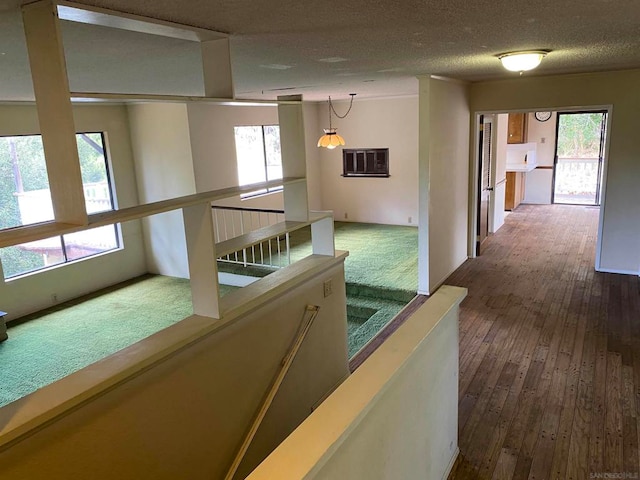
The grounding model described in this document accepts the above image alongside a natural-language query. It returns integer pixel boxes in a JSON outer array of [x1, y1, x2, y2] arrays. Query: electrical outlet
[[408, 216, 412, 223], [344, 212, 348, 219], [541, 137, 546, 144], [323, 279, 332, 297], [51, 293, 58, 304]]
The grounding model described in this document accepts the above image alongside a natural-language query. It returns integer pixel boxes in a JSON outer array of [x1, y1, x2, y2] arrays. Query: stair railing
[[211, 205, 290, 269]]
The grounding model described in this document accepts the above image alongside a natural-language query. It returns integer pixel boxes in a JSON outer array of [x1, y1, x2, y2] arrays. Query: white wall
[[313, 96, 419, 226], [491, 114, 508, 232], [186, 101, 321, 212], [419, 77, 470, 293], [0, 104, 147, 320], [470, 69, 640, 275], [247, 285, 466, 480], [128, 103, 196, 278], [523, 112, 557, 204], [127, 101, 322, 278], [0, 260, 350, 480], [186, 103, 285, 211]]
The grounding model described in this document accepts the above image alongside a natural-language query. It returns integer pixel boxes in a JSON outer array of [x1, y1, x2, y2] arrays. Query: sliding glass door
[[552, 111, 607, 205]]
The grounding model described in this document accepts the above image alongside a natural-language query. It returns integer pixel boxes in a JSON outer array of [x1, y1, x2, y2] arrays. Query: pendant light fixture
[[498, 50, 548, 73], [317, 93, 356, 149]]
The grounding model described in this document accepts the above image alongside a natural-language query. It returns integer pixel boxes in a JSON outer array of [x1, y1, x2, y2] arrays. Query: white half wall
[[0, 258, 350, 480], [313, 96, 419, 226], [128, 103, 195, 278], [470, 70, 640, 274], [492, 181, 506, 231], [524, 169, 554, 204], [247, 285, 467, 480], [0, 104, 146, 320]]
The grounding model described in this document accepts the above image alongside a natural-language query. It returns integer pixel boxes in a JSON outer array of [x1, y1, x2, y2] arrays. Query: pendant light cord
[[328, 93, 356, 120]]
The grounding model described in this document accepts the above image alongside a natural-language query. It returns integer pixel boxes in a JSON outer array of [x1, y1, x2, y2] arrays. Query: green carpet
[[287, 222, 417, 356], [219, 221, 418, 356], [0, 276, 236, 407], [345, 295, 409, 355], [290, 222, 418, 302], [1, 221, 418, 407], [219, 222, 418, 301]]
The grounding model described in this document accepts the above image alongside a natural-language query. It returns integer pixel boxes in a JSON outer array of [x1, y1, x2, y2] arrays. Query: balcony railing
[[554, 157, 602, 205]]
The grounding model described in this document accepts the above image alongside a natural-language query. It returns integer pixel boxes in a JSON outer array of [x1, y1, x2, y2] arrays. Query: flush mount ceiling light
[[498, 50, 548, 73], [317, 93, 356, 149]]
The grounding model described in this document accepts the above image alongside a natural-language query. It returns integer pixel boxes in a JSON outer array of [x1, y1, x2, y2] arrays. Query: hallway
[[447, 205, 640, 479]]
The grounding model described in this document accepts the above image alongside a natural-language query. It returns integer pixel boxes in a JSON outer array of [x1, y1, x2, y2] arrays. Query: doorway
[[552, 111, 607, 205], [470, 107, 611, 271]]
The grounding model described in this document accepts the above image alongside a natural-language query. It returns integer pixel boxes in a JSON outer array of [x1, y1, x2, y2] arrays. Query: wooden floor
[[447, 205, 640, 480]]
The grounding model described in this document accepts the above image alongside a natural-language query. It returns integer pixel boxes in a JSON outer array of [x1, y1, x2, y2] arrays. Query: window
[[342, 148, 389, 177], [234, 125, 282, 197], [0, 133, 119, 279]]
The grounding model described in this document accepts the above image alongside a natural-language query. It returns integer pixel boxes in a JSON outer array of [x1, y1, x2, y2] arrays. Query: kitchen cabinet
[[505, 171, 526, 210], [507, 113, 527, 144]]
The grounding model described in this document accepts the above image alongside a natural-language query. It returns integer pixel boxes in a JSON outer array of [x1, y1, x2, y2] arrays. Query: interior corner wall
[[523, 112, 557, 204], [127, 103, 195, 278], [469, 69, 640, 274], [315, 96, 419, 226], [421, 77, 470, 293], [0, 104, 147, 320], [0, 262, 350, 480]]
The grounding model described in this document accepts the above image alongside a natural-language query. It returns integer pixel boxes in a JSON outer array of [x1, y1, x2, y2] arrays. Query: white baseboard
[[443, 447, 460, 480], [595, 267, 639, 276]]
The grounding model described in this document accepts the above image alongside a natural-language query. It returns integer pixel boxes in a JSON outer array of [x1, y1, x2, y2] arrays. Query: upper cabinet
[[507, 113, 528, 144]]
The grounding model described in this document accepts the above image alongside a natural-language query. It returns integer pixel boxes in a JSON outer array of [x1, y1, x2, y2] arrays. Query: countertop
[[506, 162, 537, 173]]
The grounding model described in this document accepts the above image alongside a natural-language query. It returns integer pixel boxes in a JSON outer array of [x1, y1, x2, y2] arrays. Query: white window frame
[[233, 125, 283, 198], [0, 132, 121, 280]]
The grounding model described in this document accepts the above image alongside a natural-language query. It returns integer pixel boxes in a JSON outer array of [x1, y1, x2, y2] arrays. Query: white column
[[417, 76, 430, 294], [182, 203, 220, 318], [22, 0, 87, 226], [278, 95, 309, 222]]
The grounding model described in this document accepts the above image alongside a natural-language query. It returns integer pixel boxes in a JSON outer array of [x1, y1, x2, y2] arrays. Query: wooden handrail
[[223, 305, 320, 480]]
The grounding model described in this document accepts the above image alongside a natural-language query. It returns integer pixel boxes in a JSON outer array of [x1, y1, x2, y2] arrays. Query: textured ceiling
[[1, 0, 640, 101]]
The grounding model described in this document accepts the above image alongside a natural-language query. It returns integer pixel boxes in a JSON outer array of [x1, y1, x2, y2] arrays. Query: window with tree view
[[0, 133, 119, 279], [234, 125, 282, 197]]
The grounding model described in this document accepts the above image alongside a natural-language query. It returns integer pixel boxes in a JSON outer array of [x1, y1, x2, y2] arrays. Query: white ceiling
[[1, 0, 640, 102]]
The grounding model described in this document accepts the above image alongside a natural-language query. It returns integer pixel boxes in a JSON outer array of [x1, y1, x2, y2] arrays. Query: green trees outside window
[[0, 133, 119, 279]]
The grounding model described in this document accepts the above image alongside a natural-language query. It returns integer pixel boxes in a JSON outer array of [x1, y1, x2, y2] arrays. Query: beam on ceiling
[[68, 92, 300, 106], [201, 38, 234, 98], [56, 1, 226, 42]]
